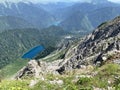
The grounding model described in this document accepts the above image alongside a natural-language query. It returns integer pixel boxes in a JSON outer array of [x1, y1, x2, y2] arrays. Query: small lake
[[22, 45, 44, 59]]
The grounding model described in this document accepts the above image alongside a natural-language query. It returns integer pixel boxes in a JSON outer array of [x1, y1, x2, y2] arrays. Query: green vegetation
[[0, 16, 33, 32], [0, 59, 28, 79], [0, 80, 29, 90], [0, 63, 120, 90], [92, 64, 120, 89], [41, 49, 68, 62], [98, 21, 108, 28], [0, 26, 68, 69]]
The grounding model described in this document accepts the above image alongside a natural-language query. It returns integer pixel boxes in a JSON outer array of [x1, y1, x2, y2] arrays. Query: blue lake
[[22, 45, 44, 59]]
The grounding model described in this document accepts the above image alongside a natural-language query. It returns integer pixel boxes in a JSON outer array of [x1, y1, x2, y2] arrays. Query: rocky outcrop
[[57, 16, 120, 73], [14, 60, 62, 79]]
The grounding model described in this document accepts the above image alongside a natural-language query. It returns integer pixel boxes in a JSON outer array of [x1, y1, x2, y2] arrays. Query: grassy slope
[[0, 63, 120, 90], [0, 59, 28, 79], [41, 49, 68, 62]]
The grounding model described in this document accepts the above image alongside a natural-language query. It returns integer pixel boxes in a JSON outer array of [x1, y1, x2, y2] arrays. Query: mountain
[[8, 16, 120, 90], [37, 2, 74, 14], [57, 2, 120, 31], [59, 12, 93, 31], [88, 6, 120, 28], [1, 1, 120, 89], [0, 26, 69, 68], [15, 16, 120, 76], [0, 1, 120, 33], [0, 16, 33, 32], [38, 2, 74, 20], [0, 2, 55, 29], [57, 3, 97, 31], [58, 16, 120, 73]]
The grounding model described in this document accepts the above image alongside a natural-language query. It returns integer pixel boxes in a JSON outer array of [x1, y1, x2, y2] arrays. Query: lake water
[[22, 45, 44, 59]]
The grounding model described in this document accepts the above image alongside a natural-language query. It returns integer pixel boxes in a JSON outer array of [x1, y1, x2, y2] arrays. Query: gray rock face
[[14, 60, 62, 79], [57, 16, 120, 73], [14, 60, 46, 79]]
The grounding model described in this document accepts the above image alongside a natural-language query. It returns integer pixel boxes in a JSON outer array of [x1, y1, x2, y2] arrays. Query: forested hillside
[[0, 26, 68, 68]]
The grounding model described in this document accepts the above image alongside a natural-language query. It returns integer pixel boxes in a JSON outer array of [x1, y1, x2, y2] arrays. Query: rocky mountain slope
[[58, 16, 120, 73]]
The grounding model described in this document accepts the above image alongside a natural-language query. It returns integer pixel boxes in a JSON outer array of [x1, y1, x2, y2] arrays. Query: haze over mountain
[[0, 0, 120, 32], [0, 16, 33, 31], [60, 12, 94, 31], [36, 0, 120, 32], [0, 0, 120, 89], [0, 2, 55, 29]]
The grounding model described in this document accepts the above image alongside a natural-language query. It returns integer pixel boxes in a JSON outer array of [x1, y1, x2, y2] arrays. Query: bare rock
[[49, 80, 64, 85], [14, 59, 62, 79]]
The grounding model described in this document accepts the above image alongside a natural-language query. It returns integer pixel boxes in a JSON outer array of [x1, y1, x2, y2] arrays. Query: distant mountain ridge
[[59, 12, 94, 31], [0, 1, 120, 33], [0, 2, 55, 29], [56, 1, 120, 31], [0, 16, 33, 32]]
